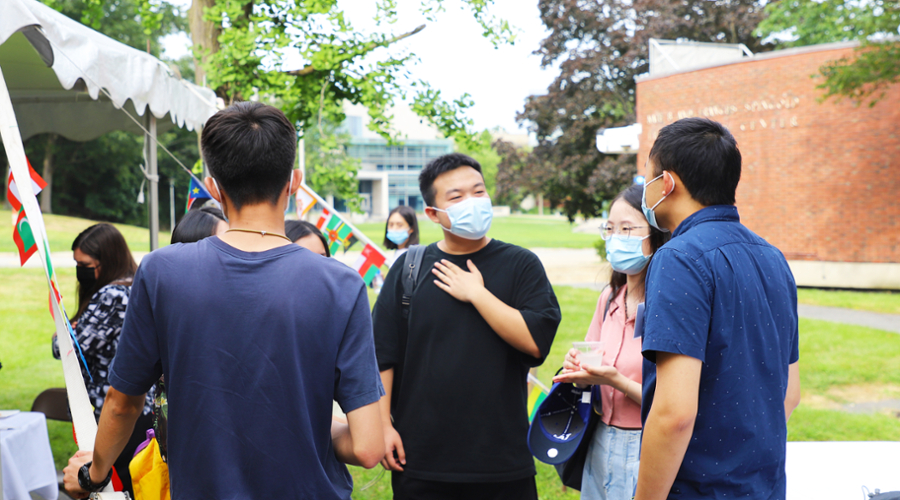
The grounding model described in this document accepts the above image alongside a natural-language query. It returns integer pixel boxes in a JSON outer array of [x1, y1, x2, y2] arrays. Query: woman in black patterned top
[[53, 223, 153, 495]]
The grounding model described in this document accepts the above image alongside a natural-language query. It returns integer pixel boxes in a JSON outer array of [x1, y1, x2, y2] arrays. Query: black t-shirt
[[373, 239, 561, 483]]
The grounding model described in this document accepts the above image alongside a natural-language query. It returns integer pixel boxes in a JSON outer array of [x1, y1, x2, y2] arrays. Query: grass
[[797, 288, 900, 315], [0, 208, 171, 254], [5, 268, 900, 497], [353, 215, 599, 250]]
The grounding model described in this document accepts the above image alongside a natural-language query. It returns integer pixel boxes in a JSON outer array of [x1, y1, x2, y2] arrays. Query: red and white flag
[[7, 157, 47, 211]]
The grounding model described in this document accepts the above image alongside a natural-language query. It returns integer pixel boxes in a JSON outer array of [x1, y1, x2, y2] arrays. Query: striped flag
[[316, 208, 354, 255], [352, 244, 387, 286], [6, 157, 46, 212], [527, 372, 550, 422]]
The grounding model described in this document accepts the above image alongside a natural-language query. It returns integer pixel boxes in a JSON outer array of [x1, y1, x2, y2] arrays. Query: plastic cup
[[572, 341, 604, 367]]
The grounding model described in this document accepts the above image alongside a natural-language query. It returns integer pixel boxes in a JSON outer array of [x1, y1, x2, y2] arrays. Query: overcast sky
[[161, 0, 558, 134]]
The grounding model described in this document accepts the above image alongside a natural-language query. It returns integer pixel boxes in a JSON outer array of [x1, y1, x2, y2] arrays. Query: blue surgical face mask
[[387, 230, 409, 246], [431, 197, 493, 240], [641, 173, 670, 233], [606, 234, 651, 275]]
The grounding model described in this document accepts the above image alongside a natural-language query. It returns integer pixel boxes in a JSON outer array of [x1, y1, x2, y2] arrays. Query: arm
[[62, 387, 145, 496], [378, 368, 406, 471], [432, 259, 540, 358], [785, 362, 801, 422], [332, 401, 383, 469], [634, 353, 702, 500]]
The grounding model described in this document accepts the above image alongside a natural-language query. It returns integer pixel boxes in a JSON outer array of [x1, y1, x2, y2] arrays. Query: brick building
[[635, 41, 900, 289]]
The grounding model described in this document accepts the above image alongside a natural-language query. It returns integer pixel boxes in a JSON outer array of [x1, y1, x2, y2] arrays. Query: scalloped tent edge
[[0, 0, 219, 141]]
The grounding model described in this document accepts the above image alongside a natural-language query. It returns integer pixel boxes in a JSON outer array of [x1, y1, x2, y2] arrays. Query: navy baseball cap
[[527, 381, 592, 465]]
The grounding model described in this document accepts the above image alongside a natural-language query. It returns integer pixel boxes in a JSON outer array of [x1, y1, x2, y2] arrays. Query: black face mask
[[76, 265, 97, 290]]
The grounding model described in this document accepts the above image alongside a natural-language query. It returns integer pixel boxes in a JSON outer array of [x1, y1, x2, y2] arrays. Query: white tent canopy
[[0, 0, 217, 141], [0, 0, 219, 249]]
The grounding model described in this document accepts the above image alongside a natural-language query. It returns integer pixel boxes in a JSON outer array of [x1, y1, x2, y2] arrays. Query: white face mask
[[431, 197, 493, 240]]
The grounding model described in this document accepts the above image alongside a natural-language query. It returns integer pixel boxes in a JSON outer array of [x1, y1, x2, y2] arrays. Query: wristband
[[77, 461, 112, 492]]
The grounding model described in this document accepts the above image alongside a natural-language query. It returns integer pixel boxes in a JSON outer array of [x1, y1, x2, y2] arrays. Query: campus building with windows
[[598, 39, 900, 289], [342, 103, 454, 219]]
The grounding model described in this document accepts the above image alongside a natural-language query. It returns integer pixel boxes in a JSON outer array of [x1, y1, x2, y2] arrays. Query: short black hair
[[285, 220, 330, 257], [172, 207, 226, 244], [201, 102, 297, 210], [419, 153, 482, 207], [383, 205, 420, 250], [648, 118, 741, 206]]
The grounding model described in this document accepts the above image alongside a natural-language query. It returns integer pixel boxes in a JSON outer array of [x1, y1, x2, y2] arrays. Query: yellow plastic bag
[[129, 433, 170, 500]]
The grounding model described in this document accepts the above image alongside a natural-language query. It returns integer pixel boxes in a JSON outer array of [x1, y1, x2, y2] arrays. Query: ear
[[424, 206, 442, 225], [289, 169, 302, 195], [662, 171, 678, 197], [204, 177, 222, 203]]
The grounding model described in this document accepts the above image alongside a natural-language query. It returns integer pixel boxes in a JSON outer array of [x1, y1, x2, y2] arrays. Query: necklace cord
[[225, 228, 292, 243]]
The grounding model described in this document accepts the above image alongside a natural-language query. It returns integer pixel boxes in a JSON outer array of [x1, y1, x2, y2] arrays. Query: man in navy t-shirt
[[63, 103, 384, 499], [635, 118, 801, 500]]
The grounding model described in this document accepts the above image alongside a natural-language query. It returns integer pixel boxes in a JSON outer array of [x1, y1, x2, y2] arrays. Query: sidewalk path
[[797, 304, 900, 335]]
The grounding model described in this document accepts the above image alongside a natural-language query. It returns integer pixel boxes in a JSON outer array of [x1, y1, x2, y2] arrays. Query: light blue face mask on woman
[[606, 234, 651, 275], [431, 197, 493, 240], [386, 230, 409, 245]]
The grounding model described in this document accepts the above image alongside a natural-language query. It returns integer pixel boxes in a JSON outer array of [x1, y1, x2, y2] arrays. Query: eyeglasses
[[600, 224, 649, 241]]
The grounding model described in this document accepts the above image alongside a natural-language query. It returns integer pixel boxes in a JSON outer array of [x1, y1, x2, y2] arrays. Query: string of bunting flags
[[300, 185, 389, 286]]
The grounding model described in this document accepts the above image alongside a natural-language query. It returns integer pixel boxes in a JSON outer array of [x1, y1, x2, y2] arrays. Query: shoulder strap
[[400, 245, 426, 320]]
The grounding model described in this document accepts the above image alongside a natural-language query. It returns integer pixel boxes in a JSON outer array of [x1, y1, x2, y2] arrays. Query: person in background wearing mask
[[383, 205, 419, 263], [635, 118, 800, 500], [372, 153, 561, 500], [285, 219, 331, 257], [553, 184, 670, 499], [52, 223, 154, 496], [373, 205, 420, 291]]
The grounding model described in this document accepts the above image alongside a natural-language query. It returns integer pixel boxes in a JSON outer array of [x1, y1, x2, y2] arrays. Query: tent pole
[[145, 113, 160, 250], [169, 177, 176, 231]]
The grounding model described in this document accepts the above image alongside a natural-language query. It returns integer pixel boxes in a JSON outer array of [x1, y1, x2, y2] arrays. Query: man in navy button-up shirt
[[636, 118, 800, 500]]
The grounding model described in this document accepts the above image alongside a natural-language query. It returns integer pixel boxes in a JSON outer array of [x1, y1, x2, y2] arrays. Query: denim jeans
[[580, 421, 641, 500]]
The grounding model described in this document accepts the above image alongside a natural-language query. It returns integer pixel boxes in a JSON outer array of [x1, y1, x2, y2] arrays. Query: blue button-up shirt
[[641, 205, 799, 500]]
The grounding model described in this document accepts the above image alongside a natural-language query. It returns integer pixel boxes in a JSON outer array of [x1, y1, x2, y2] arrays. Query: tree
[[456, 130, 501, 198], [502, 0, 769, 220], [757, 0, 900, 106], [182, 1, 512, 140]]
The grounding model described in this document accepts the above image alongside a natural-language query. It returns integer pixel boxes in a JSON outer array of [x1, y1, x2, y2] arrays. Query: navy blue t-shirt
[[641, 206, 799, 500], [108, 237, 384, 500]]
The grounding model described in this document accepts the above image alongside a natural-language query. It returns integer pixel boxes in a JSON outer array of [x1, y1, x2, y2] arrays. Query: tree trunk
[[41, 133, 57, 213], [188, 0, 220, 88], [189, 0, 220, 178]]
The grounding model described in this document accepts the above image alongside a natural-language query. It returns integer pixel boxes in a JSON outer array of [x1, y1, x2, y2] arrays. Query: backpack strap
[[400, 245, 426, 320]]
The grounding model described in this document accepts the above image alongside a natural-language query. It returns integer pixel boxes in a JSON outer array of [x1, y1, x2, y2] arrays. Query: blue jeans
[[581, 421, 641, 500]]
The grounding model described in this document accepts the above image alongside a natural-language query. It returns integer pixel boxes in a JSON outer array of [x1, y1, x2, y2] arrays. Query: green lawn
[[353, 215, 599, 250], [0, 208, 170, 254], [797, 288, 900, 315], [3, 269, 900, 498]]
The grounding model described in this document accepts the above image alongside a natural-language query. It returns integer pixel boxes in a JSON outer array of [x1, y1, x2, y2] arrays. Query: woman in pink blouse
[[554, 184, 669, 499]]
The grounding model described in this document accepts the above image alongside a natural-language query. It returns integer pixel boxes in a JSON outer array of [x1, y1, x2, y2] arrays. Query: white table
[[1, 412, 58, 500], [787, 441, 900, 499]]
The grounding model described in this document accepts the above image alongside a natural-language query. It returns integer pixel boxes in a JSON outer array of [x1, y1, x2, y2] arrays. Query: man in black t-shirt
[[373, 153, 561, 500]]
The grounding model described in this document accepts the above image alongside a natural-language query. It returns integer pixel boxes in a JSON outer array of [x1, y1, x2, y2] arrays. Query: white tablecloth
[[1, 412, 58, 500], [787, 441, 900, 499]]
